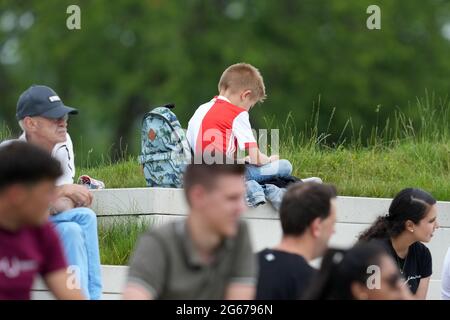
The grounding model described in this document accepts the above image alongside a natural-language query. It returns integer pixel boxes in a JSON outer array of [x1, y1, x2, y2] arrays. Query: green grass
[[0, 122, 11, 142], [98, 218, 152, 265], [79, 92, 450, 201], [81, 157, 146, 188], [81, 141, 450, 201]]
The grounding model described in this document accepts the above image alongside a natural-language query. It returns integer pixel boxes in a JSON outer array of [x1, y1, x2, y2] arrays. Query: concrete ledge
[[91, 188, 450, 226]]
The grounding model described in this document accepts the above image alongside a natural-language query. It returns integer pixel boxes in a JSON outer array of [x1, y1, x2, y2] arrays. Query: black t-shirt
[[256, 248, 316, 300], [379, 238, 432, 294]]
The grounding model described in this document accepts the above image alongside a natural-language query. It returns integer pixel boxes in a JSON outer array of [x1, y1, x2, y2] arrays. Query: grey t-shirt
[[127, 219, 257, 299]]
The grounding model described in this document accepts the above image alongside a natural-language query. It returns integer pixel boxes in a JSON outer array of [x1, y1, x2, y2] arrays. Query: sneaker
[[301, 177, 323, 184], [77, 175, 105, 189]]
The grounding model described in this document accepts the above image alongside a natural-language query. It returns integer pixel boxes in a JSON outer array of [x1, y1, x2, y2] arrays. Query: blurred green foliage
[[1, 0, 450, 165]]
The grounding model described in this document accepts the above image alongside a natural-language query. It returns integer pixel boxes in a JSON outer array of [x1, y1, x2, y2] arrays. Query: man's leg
[[50, 207, 103, 300], [51, 221, 90, 299], [245, 159, 293, 183]]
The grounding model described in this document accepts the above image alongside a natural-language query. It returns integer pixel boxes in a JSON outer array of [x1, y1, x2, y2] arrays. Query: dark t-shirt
[[256, 248, 316, 300], [0, 221, 67, 300], [380, 238, 432, 294]]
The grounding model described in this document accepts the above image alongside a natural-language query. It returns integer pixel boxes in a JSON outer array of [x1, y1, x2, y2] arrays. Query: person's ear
[[351, 282, 370, 300], [189, 185, 206, 208], [241, 90, 252, 101], [23, 117, 36, 132], [6, 184, 27, 207], [405, 220, 415, 233], [310, 217, 322, 238]]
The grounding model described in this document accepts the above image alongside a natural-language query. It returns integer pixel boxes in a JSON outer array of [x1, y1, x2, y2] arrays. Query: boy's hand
[[247, 147, 270, 166], [269, 155, 279, 162]]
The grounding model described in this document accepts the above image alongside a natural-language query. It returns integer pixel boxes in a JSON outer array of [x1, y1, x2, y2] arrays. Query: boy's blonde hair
[[218, 63, 266, 103]]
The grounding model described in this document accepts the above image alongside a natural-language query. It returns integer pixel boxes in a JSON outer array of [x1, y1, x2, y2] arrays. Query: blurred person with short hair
[[256, 182, 337, 299], [0, 141, 84, 300], [123, 160, 257, 299]]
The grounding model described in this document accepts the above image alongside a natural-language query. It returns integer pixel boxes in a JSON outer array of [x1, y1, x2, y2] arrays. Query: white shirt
[[0, 133, 75, 186], [442, 247, 450, 300]]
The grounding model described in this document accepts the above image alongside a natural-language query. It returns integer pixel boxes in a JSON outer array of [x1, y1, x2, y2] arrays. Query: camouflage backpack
[[139, 104, 191, 188]]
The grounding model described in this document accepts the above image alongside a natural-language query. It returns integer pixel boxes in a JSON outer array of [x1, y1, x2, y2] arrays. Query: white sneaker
[[302, 177, 323, 184]]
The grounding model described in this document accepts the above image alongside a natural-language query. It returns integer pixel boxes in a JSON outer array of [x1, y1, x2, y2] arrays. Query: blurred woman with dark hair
[[304, 242, 410, 300], [358, 188, 439, 299]]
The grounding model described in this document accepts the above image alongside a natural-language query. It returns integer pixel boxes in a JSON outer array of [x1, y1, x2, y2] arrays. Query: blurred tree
[[1, 0, 450, 163]]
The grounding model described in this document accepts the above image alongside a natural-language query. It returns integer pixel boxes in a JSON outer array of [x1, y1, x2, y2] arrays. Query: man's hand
[[56, 184, 93, 207], [123, 283, 154, 300], [50, 197, 75, 214]]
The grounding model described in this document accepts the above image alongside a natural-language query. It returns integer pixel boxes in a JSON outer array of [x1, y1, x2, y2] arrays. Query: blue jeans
[[245, 159, 293, 183], [245, 180, 286, 211], [50, 207, 102, 300], [245, 160, 292, 210]]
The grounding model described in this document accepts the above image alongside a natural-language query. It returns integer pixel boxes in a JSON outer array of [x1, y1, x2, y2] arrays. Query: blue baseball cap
[[16, 85, 78, 120]]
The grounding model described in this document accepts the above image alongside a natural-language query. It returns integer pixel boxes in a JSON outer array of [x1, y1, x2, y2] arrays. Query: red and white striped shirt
[[187, 96, 257, 158]]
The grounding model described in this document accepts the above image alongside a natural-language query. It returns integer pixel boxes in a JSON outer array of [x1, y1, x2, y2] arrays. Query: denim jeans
[[245, 180, 286, 211], [246, 180, 266, 207], [49, 207, 102, 300], [263, 184, 287, 211], [245, 159, 293, 183], [245, 159, 292, 210]]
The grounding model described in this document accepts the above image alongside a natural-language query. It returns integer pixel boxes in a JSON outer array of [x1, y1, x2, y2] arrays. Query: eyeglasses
[[44, 114, 69, 123], [55, 114, 69, 122]]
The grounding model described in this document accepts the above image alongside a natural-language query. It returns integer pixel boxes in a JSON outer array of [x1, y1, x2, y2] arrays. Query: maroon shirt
[[0, 221, 67, 300]]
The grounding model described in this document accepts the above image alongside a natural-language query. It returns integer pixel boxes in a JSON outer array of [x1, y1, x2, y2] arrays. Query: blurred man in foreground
[[123, 160, 257, 299], [0, 142, 84, 300]]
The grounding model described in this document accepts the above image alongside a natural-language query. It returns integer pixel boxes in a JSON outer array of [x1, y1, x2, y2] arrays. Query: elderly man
[[1, 85, 102, 299]]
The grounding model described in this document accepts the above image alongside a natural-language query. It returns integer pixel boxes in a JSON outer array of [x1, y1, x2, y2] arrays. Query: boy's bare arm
[[247, 147, 272, 166]]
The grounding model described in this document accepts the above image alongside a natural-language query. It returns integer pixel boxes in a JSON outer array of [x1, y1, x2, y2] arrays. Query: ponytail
[[358, 215, 390, 241], [359, 188, 436, 242]]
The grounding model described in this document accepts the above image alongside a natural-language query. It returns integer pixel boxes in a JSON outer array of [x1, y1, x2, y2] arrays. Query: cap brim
[[40, 105, 79, 119]]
